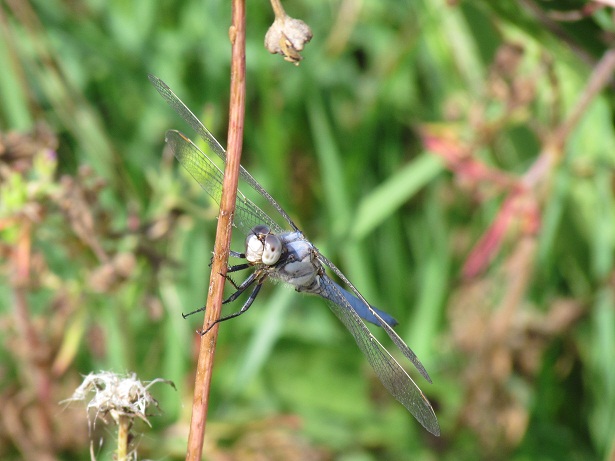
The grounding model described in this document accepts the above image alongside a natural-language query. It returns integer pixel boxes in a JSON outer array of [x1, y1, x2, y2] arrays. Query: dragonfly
[[149, 75, 440, 436]]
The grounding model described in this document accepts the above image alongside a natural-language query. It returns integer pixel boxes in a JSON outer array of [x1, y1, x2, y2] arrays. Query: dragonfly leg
[[209, 250, 247, 267], [223, 271, 259, 303], [224, 274, 241, 290], [181, 270, 257, 318], [227, 262, 251, 273], [223, 263, 253, 289], [200, 282, 263, 335], [182, 269, 259, 318], [182, 305, 206, 318]]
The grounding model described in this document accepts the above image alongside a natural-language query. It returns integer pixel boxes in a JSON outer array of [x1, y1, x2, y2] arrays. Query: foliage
[[1, 0, 614, 460]]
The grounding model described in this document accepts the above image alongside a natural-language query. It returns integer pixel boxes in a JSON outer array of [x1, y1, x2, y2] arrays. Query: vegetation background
[[1, 0, 614, 460]]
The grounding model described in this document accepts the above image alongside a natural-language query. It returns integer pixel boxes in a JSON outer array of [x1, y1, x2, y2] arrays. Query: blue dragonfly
[[149, 75, 440, 436]]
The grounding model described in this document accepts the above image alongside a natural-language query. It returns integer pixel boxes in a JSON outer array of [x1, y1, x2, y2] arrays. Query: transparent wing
[[149, 74, 298, 232], [318, 275, 440, 436], [166, 130, 283, 235], [318, 254, 433, 383]]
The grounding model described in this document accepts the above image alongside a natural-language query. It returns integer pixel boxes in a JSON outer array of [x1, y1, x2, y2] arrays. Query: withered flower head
[[264, 5, 312, 65], [64, 371, 174, 429]]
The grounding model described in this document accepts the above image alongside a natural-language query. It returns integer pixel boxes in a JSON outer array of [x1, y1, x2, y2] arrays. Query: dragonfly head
[[245, 225, 282, 266]]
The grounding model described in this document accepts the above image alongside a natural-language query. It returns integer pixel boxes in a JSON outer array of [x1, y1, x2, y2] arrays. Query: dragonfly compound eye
[[245, 234, 265, 263], [251, 225, 270, 236], [262, 234, 282, 265]]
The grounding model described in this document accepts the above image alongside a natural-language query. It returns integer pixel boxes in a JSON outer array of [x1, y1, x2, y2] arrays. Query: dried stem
[[116, 415, 130, 461], [269, 0, 286, 19], [184, 0, 246, 460], [550, 48, 615, 151], [524, 48, 615, 189]]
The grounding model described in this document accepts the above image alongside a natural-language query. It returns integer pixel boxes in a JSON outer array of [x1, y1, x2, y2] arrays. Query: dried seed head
[[64, 371, 175, 429], [265, 15, 313, 65]]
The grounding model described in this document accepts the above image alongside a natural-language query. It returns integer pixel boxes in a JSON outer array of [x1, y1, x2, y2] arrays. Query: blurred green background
[[1, 0, 614, 460]]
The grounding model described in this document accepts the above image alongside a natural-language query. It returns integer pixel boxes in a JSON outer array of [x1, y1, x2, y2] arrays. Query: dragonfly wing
[[319, 275, 440, 436], [318, 254, 432, 383], [149, 75, 228, 164], [166, 130, 283, 234], [150, 75, 298, 232], [329, 281, 398, 327]]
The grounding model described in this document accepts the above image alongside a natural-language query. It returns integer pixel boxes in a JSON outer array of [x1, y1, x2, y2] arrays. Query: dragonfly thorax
[[275, 232, 321, 290]]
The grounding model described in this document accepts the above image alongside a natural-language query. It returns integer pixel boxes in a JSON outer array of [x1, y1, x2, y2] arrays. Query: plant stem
[[116, 415, 130, 461], [185, 0, 246, 460], [269, 0, 286, 20]]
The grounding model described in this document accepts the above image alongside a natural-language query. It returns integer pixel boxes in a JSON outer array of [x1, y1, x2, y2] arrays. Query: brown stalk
[[269, 0, 286, 18], [184, 0, 246, 460]]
